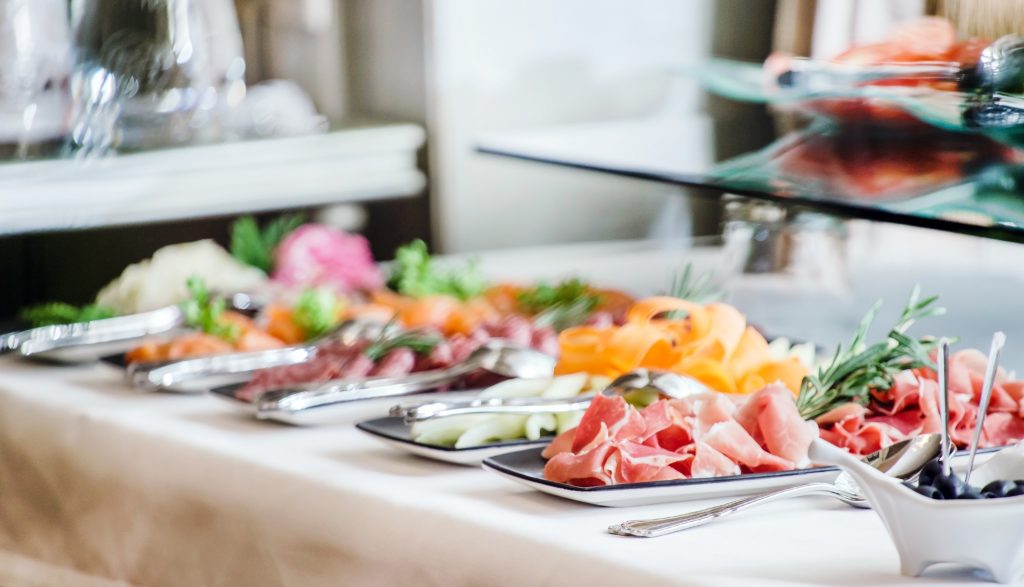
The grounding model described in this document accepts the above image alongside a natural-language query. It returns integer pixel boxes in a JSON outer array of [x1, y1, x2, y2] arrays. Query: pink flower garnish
[[271, 224, 383, 293]]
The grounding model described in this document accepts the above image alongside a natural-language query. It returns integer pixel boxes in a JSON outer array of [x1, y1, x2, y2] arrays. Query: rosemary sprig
[[666, 264, 722, 318], [519, 278, 602, 331], [230, 213, 305, 273], [364, 325, 441, 362], [19, 302, 117, 327], [796, 286, 944, 421]]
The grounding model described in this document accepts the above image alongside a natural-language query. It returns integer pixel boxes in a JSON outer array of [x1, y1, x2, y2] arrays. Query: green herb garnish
[[796, 286, 944, 421], [19, 303, 117, 327], [364, 328, 441, 362], [230, 213, 305, 273], [665, 264, 722, 319], [293, 288, 341, 340], [518, 278, 602, 331], [389, 239, 486, 301], [180, 276, 240, 342]]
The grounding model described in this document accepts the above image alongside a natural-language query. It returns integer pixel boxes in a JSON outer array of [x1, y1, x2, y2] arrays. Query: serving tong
[[127, 318, 392, 393], [390, 369, 710, 424], [221, 341, 557, 425], [935, 332, 1005, 482], [1, 306, 188, 364], [0, 292, 269, 364]]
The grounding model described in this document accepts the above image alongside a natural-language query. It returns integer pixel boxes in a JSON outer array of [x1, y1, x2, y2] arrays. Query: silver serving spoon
[[254, 341, 556, 421], [126, 319, 393, 393], [964, 331, 1006, 484], [608, 433, 941, 538], [391, 369, 709, 423]]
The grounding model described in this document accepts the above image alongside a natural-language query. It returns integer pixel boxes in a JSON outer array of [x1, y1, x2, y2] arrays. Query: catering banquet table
[[1, 235, 1021, 587]]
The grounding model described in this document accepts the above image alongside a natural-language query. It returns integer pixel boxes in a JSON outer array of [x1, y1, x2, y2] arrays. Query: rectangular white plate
[[356, 416, 550, 466], [482, 447, 1001, 508], [483, 447, 843, 507]]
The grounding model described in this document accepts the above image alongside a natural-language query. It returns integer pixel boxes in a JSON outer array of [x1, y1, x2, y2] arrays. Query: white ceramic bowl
[[809, 438, 1024, 583]]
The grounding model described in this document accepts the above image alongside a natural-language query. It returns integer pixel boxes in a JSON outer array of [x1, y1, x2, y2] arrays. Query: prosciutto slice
[[543, 385, 814, 487], [819, 349, 1024, 456]]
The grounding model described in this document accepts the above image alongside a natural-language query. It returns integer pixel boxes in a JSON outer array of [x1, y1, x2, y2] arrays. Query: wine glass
[[0, 0, 72, 160], [68, 0, 247, 154]]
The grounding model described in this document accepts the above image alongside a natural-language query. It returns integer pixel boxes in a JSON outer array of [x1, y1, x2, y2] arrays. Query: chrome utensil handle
[[937, 339, 952, 476], [608, 482, 846, 538], [129, 346, 315, 391], [965, 331, 1006, 484], [256, 364, 476, 417], [779, 59, 959, 90], [0, 331, 23, 353], [395, 394, 596, 423], [14, 306, 185, 355]]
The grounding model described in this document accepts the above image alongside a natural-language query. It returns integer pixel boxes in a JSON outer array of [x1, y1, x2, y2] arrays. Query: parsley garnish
[[388, 239, 486, 301], [180, 276, 240, 342], [293, 288, 341, 339]]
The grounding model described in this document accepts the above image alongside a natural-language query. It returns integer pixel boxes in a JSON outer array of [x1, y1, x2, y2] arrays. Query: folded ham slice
[[543, 384, 814, 487], [818, 349, 1024, 456]]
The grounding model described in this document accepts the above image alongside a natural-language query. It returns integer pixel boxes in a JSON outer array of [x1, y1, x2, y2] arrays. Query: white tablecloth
[[2, 235, 1023, 587], [0, 358, 1009, 587]]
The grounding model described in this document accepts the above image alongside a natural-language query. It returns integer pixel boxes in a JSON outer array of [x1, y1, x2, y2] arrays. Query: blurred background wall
[[0, 0, 779, 317]]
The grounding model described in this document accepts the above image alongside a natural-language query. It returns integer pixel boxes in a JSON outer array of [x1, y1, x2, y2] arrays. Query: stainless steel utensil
[[1, 291, 268, 364], [937, 338, 952, 476], [3, 306, 187, 363], [126, 319, 391, 393], [777, 35, 1024, 95], [391, 369, 709, 423], [965, 331, 1006, 484], [254, 341, 556, 422], [608, 434, 942, 538]]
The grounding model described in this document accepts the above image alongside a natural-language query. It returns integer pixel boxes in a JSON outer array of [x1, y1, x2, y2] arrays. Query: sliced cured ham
[[570, 394, 645, 453], [819, 349, 1024, 456], [755, 385, 817, 467], [691, 443, 741, 479], [703, 420, 794, 473], [542, 383, 814, 487]]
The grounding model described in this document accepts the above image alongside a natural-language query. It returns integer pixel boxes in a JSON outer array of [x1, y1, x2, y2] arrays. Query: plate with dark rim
[[356, 416, 552, 466], [481, 446, 1003, 507], [481, 447, 839, 507]]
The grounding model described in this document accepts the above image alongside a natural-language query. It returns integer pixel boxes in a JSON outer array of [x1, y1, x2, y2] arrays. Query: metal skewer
[[937, 338, 952, 477], [964, 331, 1006, 485]]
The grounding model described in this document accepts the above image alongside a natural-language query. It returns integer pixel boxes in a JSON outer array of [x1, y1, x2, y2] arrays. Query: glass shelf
[[476, 63, 1024, 244]]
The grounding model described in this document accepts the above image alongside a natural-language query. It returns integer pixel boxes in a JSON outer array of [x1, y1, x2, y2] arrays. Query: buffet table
[[1, 236, 1021, 587]]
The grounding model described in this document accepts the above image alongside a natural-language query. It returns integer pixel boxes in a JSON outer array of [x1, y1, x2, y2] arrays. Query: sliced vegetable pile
[[556, 296, 809, 394], [411, 374, 609, 449]]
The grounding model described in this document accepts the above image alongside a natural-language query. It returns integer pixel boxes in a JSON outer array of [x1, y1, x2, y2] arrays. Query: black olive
[[1007, 486, 1024, 497], [982, 480, 1016, 497], [959, 488, 983, 499], [934, 473, 966, 499], [918, 460, 944, 487], [915, 484, 944, 499]]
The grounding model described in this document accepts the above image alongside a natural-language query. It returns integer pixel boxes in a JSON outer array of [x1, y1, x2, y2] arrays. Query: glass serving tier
[[476, 59, 1024, 244]]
